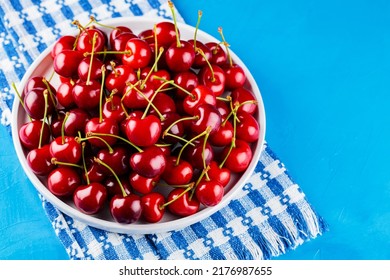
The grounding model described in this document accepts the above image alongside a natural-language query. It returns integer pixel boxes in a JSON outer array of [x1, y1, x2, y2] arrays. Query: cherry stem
[[163, 115, 197, 138], [220, 106, 238, 168], [168, 0, 181, 48], [84, 50, 131, 56], [42, 78, 58, 112], [195, 165, 211, 187], [202, 126, 212, 171], [218, 27, 233, 67], [94, 157, 128, 197], [176, 127, 208, 165], [153, 77, 195, 99], [141, 46, 164, 89], [11, 82, 32, 122], [76, 133, 114, 153], [81, 142, 90, 185], [51, 158, 83, 169], [90, 16, 117, 30], [163, 132, 195, 147], [153, 24, 159, 71], [196, 47, 215, 82], [99, 65, 106, 123], [38, 92, 49, 149], [110, 61, 119, 77], [86, 32, 98, 85], [128, 84, 164, 120], [193, 10, 203, 50], [61, 112, 70, 145], [87, 131, 143, 152], [157, 181, 194, 189], [160, 184, 194, 209]]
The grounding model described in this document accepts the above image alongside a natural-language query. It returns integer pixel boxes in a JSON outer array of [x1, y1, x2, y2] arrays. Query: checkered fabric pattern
[[0, 0, 327, 260]]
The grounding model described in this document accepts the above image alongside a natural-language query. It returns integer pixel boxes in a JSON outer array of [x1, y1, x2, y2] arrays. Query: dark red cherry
[[154, 21, 178, 48], [173, 71, 199, 98], [102, 95, 127, 124], [110, 194, 142, 224], [190, 103, 222, 135], [195, 179, 224, 207], [26, 144, 55, 176], [189, 40, 212, 69], [76, 27, 106, 53], [19, 120, 50, 150], [162, 156, 193, 185], [129, 171, 159, 195], [205, 42, 227, 65], [198, 64, 226, 96], [166, 188, 199, 217], [230, 87, 257, 115], [51, 35, 77, 59], [73, 182, 107, 214], [221, 139, 253, 173], [84, 118, 119, 148], [96, 146, 130, 176], [223, 64, 246, 90], [125, 114, 161, 147], [104, 176, 132, 198], [83, 156, 106, 183], [209, 120, 234, 147], [111, 32, 138, 59], [109, 26, 133, 47], [165, 40, 195, 72], [53, 50, 84, 78], [24, 88, 56, 120], [47, 166, 81, 197], [122, 38, 152, 69], [236, 111, 260, 143], [23, 76, 56, 99], [63, 108, 90, 137], [208, 161, 231, 187], [141, 192, 165, 223], [57, 81, 76, 109], [183, 85, 216, 116], [77, 57, 104, 81], [49, 135, 82, 164], [183, 139, 214, 170], [130, 146, 166, 178], [72, 80, 101, 110], [105, 64, 137, 94]]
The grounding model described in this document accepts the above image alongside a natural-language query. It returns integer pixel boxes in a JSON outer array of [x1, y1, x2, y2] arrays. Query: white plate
[[11, 17, 266, 234]]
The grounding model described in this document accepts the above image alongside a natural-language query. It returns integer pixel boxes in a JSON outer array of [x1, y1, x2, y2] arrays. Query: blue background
[[1, 0, 389, 259]]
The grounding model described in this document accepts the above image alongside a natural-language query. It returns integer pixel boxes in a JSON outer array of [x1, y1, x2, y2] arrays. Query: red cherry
[[102, 95, 127, 124], [190, 103, 222, 135], [166, 188, 199, 217], [26, 144, 55, 176], [77, 57, 104, 81], [109, 26, 133, 47], [183, 139, 214, 170], [221, 139, 253, 173], [51, 35, 77, 59], [53, 50, 84, 78], [63, 108, 90, 137], [122, 38, 152, 69], [47, 166, 81, 196], [154, 21, 178, 48], [129, 171, 159, 195], [83, 156, 106, 183], [19, 120, 50, 150], [76, 27, 106, 53], [198, 64, 226, 96], [24, 88, 56, 120], [236, 111, 260, 143], [165, 40, 195, 72], [162, 156, 193, 185], [173, 71, 199, 98], [122, 80, 155, 109], [104, 176, 132, 198], [223, 64, 246, 90], [125, 114, 161, 147], [141, 192, 165, 223], [72, 80, 101, 110], [85, 117, 119, 148], [96, 146, 130, 176], [189, 40, 212, 69], [23, 76, 56, 99], [57, 81, 76, 109], [183, 85, 216, 116], [207, 161, 231, 187], [195, 179, 224, 207], [130, 146, 166, 178], [209, 120, 234, 147], [148, 92, 176, 116], [105, 64, 137, 94], [49, 136, 82, 164], [111, 32, 138, 59], [205, 42, 227, 65], [73, 182, 107, 214], [231, 87, 257, 115], [110, 194, 142, 224]]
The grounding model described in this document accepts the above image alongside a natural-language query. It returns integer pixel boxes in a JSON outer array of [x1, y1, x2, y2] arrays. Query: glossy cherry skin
[[96, 146, 130, 176], [183, 140, 214, 170], [122, 80, 155, 109], [207, 161, 231, 187], [24, 88, 56, 120], [122, 38, 152, 69], [209, 120, 234, 147], [110, 194, 142, 224], [76, 27, 106, 53], [141, 192, 165, 223], [19, 120, 50, 150], [230, 87, 257, 115], [56, 81, 76, 109], [205, 42, 227, 65], [198, 64, 226, 97], [154, 21, 178, 48], [162, 156, 193, 185], [84, 117, 119, 148], [63, 108, 90, 137], [23, 76, 56, 99], [173, 71, 199, 98], [73, 182, 107, 215], [77, 57, 104, 81], [190, 103, 222, 135], [165, 40, 195, 72], [188, 40, 212, 69], [195, 179, 224, 207], [125, 114, 162, 147], [236, 111, 260, 143], [72, 80, 101, 110], [102, 95, 127, 124], [49, 136, 82, 164], [104, 176, 132, 198], [223, 64, 246, 90], [53, 50, 84, 78], [47, 166, 81, 197], [221, 139, 253, 173], [105, 64, 137, 94], [83, 156, 106, 183], [149, 92, 176, 116], [160, 112, 185, 144], [26, 144, 55, 176], [183, 85, 216, 116], [166, 188, 199, 217], [51, 35, 76, 59], [130, 146, 167, 178], [109, 26, 133, 48], [129, 171, 159, 195]]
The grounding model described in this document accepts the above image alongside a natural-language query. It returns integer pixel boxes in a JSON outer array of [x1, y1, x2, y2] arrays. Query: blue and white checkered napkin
[[0, 0, 327, 260]]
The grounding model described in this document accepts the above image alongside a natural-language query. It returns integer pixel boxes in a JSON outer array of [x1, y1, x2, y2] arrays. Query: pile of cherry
[[17, 5, 260, 224]]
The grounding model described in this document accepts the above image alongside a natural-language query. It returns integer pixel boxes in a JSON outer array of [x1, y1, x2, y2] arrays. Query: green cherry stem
[[176, 127, 208, 166], [51, 158, 83, 169], [81, 142, 90, 185], [94, 157, 128, 197], [168, 0, 181, 48], [193, 10, 203, 50], [160, 183, 194, 210], [141, 46, 164, 89], [153, 77, 195, 99], [196, 47, 215, 82], [218, 27, 233, 67], [87, 131, 143, 153], [11, 82, 32, 122], [38, 91, 49, 149], [99, 65, 106, 123], [61, 112, 70, 145], [75, 133, 114, 154], [86, 32, 98, 85]]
